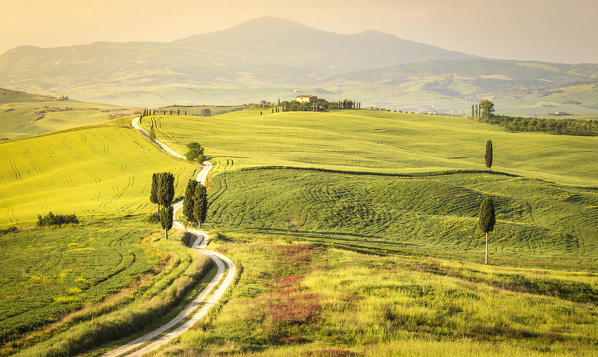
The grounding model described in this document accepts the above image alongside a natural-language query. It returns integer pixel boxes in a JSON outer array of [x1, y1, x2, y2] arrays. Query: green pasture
[[142, 110, 598, 187], [0, 118, 195, 225]]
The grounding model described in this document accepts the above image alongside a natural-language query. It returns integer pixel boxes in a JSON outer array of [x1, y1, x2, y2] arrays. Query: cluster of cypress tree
[[182, 179, 208, 228], [150, 172, 175, 238]]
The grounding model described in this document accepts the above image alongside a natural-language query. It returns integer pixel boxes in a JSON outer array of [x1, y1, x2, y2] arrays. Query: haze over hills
[[1, 16, 598, 114]]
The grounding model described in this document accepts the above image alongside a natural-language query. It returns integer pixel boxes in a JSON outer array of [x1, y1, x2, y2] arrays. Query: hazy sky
[[2, 0, 597, 63]]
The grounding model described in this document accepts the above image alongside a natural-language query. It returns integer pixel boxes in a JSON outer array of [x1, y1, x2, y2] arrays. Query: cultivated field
[[0, 118, 195, 225], [142, 110, 598, 186], [205, 168, 598, 268]]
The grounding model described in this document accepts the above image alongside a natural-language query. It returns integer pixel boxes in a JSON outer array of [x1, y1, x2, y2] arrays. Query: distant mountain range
[[1, 16, 597, 115]]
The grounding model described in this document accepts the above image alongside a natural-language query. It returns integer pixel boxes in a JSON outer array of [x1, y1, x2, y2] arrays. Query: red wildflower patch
[[303, 350, 361, 357]]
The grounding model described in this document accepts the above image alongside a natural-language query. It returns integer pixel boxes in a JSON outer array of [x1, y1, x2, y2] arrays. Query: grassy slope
[[142, 110, 598, 187], [162, 237, 598, 356], [0, 118, 195, 225], [0, 116, 208, 353], [0, 88, 133, 140], [205, 169, 598, 268]]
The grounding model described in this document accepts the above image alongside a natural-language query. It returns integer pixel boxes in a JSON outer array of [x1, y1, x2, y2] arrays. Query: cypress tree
[[485, 140, 493, 171], [160, 205, 173, 239], [472, 105, 475, 118], [183, 179, 198, 222], [150, 173, 160, 214], [158, 172, 175, 208], [478, 198, 496, 264], [193, 184, 207, 228], [149, 123, 156, 141]]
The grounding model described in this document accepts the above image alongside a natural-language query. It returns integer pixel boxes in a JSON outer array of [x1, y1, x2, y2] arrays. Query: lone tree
[[479, 100, 495, 119], [193, 184, 208, 228], [183, 179, 198, 222], [478, 198, 496, 265], [158, 172, 175, 209], [160, 205, 173, 239], [185, 142, 205, 163], [200, 108, 211, 117], [485, 140, 493, 171], [149, 123, 156, 141], [150, 173, 160, 214]]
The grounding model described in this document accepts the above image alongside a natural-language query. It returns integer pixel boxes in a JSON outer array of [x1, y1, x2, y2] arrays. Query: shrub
[[0, 226, 18, 235], [181, 232, 196, 247], [37, 212, 79, 227], [146, 213, 160, 223]]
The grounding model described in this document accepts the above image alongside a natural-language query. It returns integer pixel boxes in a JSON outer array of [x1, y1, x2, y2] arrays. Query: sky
[[2, 0, 597, 63]]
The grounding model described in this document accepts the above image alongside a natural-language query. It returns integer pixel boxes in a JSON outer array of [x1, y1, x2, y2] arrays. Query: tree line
[[254, 98, 361, 113], [471, 100, 597, 136], [140, 108, 212, 118], [481, 115, 597, 136]]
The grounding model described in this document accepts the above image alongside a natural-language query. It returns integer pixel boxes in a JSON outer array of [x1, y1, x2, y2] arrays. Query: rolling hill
[[0, 88, 133, 140], [2, 17, 598, 114]]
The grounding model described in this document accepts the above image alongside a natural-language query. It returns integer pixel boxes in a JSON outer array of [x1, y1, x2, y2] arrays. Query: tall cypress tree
[[150, 173, 160, 214], [160, 205, 173, 239], [183, 179, 198, 222], [478, 198, 496, 264], [472, 105, 475, 118], [485, 140, 493, 171], [158, 172, 175, 208], [193, 184, 207, 228]]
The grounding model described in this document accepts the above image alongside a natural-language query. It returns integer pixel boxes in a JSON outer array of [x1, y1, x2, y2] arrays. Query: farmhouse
[[295, 95, 325, 104]]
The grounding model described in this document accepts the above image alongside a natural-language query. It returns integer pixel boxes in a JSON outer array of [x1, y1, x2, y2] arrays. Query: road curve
[[102, 118, 236, 357]]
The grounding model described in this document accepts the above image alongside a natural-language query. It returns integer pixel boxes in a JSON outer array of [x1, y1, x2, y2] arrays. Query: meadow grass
[[141, 110, 598, 187], [159, 236, 598, 356], [0, 117, 196, 225]]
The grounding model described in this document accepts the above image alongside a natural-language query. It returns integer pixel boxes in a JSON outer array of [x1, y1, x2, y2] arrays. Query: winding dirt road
[[102, 118, 236, 357]]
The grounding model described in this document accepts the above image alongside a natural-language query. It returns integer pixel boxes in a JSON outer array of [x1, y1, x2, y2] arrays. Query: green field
[[0, 88, 133, 140], [204, 168, 598, 268], [142, 110, 598, 187]]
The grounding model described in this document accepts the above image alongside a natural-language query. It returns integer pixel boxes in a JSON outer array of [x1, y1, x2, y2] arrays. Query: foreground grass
[[142, 110, 598, 186], [0, 118, 196, 225], [0, 216, 158, 346], [1, 224, 213, 356], [159, 235, 598, 356]]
